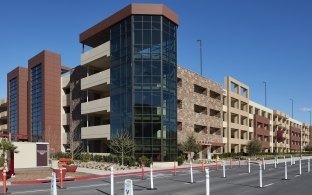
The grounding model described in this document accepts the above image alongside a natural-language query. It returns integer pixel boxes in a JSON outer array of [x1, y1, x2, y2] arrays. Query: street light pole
[[290, 98, 294, 118], [263, 81, 267, 107], [197, 40, 203, 76]]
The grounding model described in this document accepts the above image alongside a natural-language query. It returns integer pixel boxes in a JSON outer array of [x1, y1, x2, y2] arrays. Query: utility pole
[[197, 40, 203, 76], [263, 81, 267, 107]]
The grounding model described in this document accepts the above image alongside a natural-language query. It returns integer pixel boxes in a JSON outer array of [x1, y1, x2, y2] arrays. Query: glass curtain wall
[[9, 77, 18, 139], [31, 64, 43, 141], [110, 15, 177, 161], [110, 17, 133, 136]]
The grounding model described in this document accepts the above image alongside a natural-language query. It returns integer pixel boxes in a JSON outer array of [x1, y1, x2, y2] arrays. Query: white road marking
[[263, 183, 274, 187], [12, 189, 50, 194]]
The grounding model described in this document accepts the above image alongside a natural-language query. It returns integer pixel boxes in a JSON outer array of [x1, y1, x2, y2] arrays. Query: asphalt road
[[8, 159, 312, 195]]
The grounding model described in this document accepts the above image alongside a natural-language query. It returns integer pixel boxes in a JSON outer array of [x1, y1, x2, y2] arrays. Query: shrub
[[193, 152, 199, 160], [177, 155, 185, 165], [123, 156, 137, 167], [138, 155, 153, 167], [247, 139, 262, 156], [75, 153, 93, 162], [93, 155, 103, 162]]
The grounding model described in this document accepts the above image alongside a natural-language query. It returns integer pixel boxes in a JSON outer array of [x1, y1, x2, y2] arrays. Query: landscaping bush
[[193, 152, 199, 160], [54, 152, 71, 159], [123, 156, 137, 167], [177, 155, 185, 165], [138, 155, 153, 167], [93, 155, 103, 162], [75, 153, 93, 162]]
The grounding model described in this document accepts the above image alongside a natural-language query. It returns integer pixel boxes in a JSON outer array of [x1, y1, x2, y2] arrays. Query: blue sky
[[1, 0, 311, 123]]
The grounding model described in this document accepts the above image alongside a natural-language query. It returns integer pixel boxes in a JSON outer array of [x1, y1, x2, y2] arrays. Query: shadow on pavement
[[96, 189, 110, 194]]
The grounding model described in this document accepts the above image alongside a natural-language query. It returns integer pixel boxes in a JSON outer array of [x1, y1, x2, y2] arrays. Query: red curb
[[11, 177, 76, 185], [10, 165, 214, 185]]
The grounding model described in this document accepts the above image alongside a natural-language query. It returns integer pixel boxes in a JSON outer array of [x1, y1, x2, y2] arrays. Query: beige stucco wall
[[13, 142, 38, 168]]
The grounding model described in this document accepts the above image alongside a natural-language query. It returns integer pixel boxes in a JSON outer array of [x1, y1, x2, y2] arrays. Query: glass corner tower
[[110, 13, 178, 161]]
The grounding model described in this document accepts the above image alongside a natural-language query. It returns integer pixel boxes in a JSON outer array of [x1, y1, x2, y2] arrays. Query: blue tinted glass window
[[31, 64, 43, 141]]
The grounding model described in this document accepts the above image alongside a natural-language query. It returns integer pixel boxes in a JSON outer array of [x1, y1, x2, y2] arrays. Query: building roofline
[[80, 3, 179, 47]]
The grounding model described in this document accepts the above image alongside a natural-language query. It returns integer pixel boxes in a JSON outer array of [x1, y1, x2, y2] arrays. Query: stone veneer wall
[[177, 66, 223, 145], [69, 65, 87, 152]]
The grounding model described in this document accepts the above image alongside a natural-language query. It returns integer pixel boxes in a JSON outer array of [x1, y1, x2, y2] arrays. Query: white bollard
[[276, 156, 279, 165], [206, 168, 210, 195], [124, 179, 133, 195], [299, 158, 302, 175], [274, 157, 277, 168], [294, 157, 296, 165], [259, 163, 263, 188], [291, 155, 293, 165], [308, 158, 311, 173], [51, 172, 57, 195], [148, 164, 156, 190], [111, 167, 114, 195], [284, 161, 288, 180], [248, 158, 251, 173], [222, 160, 226, 178], [190, 160, 194, 183], [262, 158, 266, 171]]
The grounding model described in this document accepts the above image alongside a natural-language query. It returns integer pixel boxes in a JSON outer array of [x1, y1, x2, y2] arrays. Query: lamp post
[[197, 40, 203, 76], [263, 81, 267, 107], [290, 98, 294, 118]]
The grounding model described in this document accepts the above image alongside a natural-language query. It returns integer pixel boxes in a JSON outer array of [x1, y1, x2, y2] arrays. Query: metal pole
[[148, 164, 156, 190], [248, 158, 251, 173], [262, 158, 265, 170], [111, 167, 114, 195], [263, 81, 267, 107], [308, 157, 310, 173], [197, 40, 203, 76], [290, 98, 294, 118], [291, 155, 293, 165], [206, 168, 210, 195], [190, 160, 194, 183], [173, 161, 176, 176], [276, 156, 279, 165], [230, 158, 232, 169], [299, 158, 302, 175], [274, 157, 277, 168], [259, 163, 263, 188], [284, 161, 288, 180], [222, 160, 226, 178], [309, 110, 312, 126]]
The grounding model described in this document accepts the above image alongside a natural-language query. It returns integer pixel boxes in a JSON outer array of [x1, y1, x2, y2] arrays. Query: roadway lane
[[8, 159, 312, 195]]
